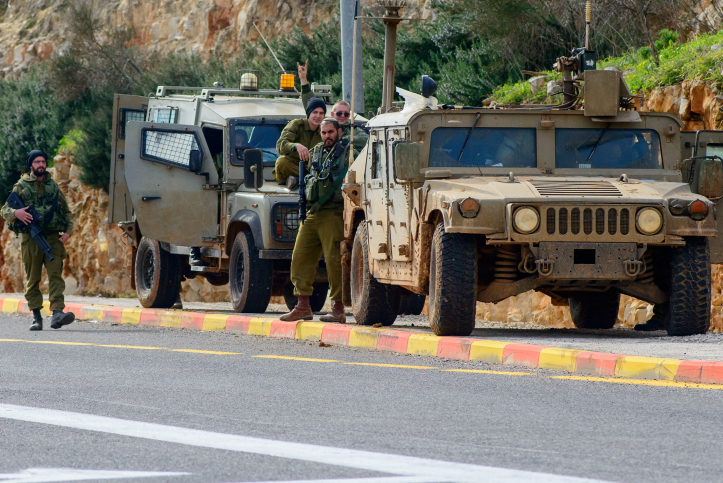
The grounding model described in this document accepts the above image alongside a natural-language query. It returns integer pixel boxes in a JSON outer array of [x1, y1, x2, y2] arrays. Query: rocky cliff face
[[0, 0, 431, 77]]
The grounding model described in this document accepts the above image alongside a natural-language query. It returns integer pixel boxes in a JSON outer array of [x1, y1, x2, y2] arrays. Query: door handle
[[141, 196, 161, 201]]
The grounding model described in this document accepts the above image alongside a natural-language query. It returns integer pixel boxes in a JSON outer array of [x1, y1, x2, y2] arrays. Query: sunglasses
[[333, 111, 351, 118]]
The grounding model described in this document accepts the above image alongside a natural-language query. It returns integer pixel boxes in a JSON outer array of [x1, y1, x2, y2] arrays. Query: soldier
[[1, 150, 75, 331], [273, 97, 326, 186], [298, 59, 368, 152], [281, 119, 353, 323]]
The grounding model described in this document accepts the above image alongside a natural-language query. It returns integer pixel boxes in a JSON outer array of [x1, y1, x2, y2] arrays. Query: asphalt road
[[1, 312, 723, 483]]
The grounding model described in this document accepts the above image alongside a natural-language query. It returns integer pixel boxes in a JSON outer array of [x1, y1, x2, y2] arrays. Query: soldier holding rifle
[[281, 119, 354, 323], [1, 150, 75, 331]]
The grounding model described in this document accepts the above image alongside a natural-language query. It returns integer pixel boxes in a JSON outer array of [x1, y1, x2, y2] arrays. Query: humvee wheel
[[569, 292, 619, 329], [229, 230, 272, 313], [282, 282, 329, 313], [398, 292, 426, 316], [666, 237, 711, 336], [428, 222, 477, 336], [135, 237, 182, 309], [351, 223, 399, 326]]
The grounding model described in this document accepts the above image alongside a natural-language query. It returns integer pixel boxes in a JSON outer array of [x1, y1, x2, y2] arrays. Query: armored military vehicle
[[108, 76, 337, 312], [342, 1, 723, 336]]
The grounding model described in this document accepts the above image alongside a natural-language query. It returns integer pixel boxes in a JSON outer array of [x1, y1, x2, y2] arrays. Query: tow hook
[[623, 259, 644, 277], [536, 257, 554, 276]]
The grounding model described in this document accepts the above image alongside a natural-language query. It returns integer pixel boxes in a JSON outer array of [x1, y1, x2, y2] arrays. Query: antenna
[[253, 22, 286, 72], [585, 1, 591, 50]]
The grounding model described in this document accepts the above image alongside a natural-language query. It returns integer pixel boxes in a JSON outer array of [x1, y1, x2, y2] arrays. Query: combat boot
[[286, 176, 299, 190], [172, 293, 183, 310], [320, 301, 346, 323], [29, 309, 43, 331], [280, 296, 313, 321], [50, 311, 75, 329]]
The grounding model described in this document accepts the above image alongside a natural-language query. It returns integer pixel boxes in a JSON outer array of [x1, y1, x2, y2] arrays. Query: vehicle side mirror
[[244, 149, 264, 189], [685, 156, 723, 199], [189, 149, 202, 172], [395, 142, 421, 181]]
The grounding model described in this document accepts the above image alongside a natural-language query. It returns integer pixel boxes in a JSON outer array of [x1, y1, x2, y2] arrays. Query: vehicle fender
[[228, 210, 265, 250]]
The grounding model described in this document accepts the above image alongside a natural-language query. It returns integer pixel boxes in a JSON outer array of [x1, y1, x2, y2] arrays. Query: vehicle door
[[366, 129, 389, 260], [109, 95, 147, 224], [124, 122, 219, 247], [386, 127, 412, 263], [693, 130, 723, 264]]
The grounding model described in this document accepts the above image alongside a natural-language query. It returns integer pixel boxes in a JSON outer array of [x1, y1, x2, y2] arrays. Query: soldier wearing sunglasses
[[298, 60, 368, 152]]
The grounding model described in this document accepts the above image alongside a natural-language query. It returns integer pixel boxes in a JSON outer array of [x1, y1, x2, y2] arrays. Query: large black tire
[[282, 282, 329, 313], [569, 291, 620, 329], [135, 237, 182, 308], [229, 230, 272, 313], [428, 222, 477, 336], [350, 223, 399, 326], [398, 292, 426, 316], [666, 237, 711, 336]]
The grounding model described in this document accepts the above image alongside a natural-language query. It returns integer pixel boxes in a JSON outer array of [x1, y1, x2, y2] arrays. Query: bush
[[0, 70, 68, 197]]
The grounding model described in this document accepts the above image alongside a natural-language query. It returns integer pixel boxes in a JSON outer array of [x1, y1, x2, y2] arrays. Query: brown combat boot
[[320, 301, 346, 323], [280, 296, 313, 321]]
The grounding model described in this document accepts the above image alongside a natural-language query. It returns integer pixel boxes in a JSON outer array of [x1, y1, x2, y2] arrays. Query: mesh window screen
[[150, 108, 177, 123], [119, 109, 146, 139], [142, 130, 199, 167]]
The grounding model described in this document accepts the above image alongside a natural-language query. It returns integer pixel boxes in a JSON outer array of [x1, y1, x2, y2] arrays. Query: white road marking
[[225, 478, 443, 483], [0, 404, 613, 483], [0, 468, 187, 483]]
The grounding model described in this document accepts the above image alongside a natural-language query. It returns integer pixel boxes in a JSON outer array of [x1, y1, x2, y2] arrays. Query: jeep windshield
[[230, 120, 287, 166], [555, 128, 663, 169], [429, 127, 537, 168]]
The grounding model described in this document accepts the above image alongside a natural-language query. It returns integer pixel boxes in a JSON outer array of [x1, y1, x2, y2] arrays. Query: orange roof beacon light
[[280, 71, 296, 91]]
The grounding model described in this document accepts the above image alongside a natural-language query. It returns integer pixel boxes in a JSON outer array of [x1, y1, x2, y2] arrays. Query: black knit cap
[[305, 97, 327, 118], [26, 150, 49, 169]]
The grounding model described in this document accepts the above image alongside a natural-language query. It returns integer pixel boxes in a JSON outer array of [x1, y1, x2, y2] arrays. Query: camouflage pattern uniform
[[290, 139, 354, 301], [1, 172, 73, 312], [273, 119, 322, 183]]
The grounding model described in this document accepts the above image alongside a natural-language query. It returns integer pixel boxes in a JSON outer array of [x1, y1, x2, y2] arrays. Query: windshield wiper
[[586, 123, 611, 164], [456, 113, 482, 165]]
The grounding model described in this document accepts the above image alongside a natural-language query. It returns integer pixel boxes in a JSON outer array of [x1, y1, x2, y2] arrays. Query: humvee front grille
[[537, 205, 653, 240], [271, 203, 300, 243], [530, 180, 622, 197]]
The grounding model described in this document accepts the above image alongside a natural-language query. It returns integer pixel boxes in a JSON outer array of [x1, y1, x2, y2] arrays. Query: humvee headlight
[[459, 198, 480, 218], [636, 208, 663, 235], [284, 211, 300, 230], [669, 199, 687, 216], [513, 206, 540, 234]]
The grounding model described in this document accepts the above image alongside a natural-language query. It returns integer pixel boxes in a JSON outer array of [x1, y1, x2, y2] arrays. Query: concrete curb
[[3, 296, 723, 384]]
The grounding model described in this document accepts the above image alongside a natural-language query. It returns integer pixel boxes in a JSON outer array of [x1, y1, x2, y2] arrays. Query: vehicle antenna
[[253, 22, 286, 72], [350, 0, 360, 142], [585, 1, 591, 50]]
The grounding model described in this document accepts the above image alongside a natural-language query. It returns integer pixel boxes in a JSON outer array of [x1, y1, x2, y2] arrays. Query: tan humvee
[[342, 2, 723, 336], [108, 81, 339, 313]]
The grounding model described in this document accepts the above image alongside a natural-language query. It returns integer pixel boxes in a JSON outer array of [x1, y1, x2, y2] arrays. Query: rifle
[[298, 160, 307, 224], [6, 192, 55, 261]]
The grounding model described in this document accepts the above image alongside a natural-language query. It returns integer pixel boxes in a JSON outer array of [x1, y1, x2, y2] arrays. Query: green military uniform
[[290, 139, 355, 301], [1, 172, 73, 312], [301, 84, 369, 152], [274, 118, 322, 183]]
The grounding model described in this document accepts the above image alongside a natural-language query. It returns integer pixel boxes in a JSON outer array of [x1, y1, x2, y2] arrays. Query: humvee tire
[[135, 237, 182, 308], [428, 222, 477, 336], [351, 223, 400, 326], [283, 282, 329, 313], [666, 237, 711, 336], [398, 292, 426, 316], [569, 292, 619, 329], [229, 230, 272, 313]]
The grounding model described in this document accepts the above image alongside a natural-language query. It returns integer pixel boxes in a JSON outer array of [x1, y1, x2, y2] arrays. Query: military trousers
[[290, 206, 344, 301], [21, 232, 66, 312], [273, 155, 299, 183]]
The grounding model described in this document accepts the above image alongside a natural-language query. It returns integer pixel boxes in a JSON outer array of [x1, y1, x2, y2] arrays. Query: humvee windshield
[[555, 129, 663, 169], [230, 120, 287, 166], [429, 127, 537, 168]]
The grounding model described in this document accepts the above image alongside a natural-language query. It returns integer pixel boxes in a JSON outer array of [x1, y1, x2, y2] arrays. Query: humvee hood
[[426, 177, 698, 204]]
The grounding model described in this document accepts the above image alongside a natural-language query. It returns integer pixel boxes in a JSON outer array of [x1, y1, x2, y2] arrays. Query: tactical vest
[[304, 140, 350, 206], [14, 178, 65, 233]]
